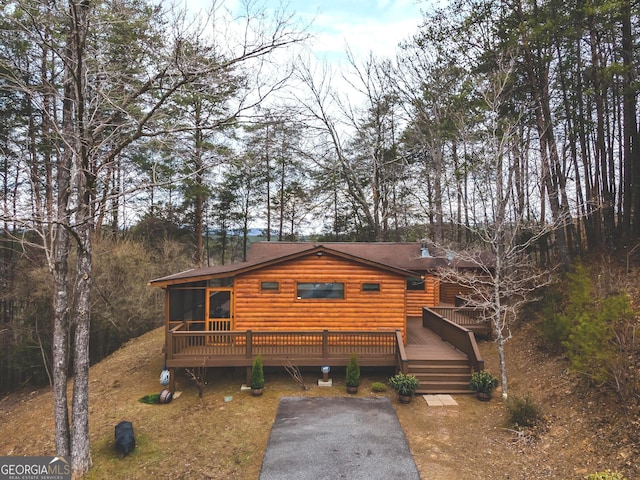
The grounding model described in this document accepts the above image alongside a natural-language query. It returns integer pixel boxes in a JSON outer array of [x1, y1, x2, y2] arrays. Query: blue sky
[[183, 0, 425, 62], [285, 0, 424, 61]]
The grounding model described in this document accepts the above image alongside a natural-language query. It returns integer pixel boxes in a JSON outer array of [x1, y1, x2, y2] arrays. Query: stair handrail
[[422, 307, 484, 372], [395, 330, 409, 373]]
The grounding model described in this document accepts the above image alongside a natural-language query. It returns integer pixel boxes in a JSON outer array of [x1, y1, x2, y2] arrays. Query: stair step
[[406, 359, 473, 394], [416, 380, 472, 394], [417, 388, 473, 395], [413, 373, 470, 382], [406, 358, 470, 366], [408, 365, 471, 375]]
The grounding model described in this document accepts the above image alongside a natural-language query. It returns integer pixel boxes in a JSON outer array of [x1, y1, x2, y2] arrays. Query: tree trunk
[[52, 221, 70, 456], [52, 0, 80, 456], [620, 1, 640, 239], [71, 222, 92, 476]]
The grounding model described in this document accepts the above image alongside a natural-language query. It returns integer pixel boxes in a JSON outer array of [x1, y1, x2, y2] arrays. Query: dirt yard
[[0, 324, 637, 479]]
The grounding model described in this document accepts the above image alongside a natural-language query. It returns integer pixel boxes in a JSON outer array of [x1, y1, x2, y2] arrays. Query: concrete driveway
[[259, 396, 421, 480]]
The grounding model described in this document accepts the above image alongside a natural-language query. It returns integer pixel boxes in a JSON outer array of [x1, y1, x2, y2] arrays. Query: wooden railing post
[[322, 330, 328, 359], [167, 330, 174, 363], [246, 330, 252, 358], [395, 330, 408, 373]]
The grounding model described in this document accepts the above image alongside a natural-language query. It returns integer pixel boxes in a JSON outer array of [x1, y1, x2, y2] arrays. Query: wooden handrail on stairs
[[422, 307, 485, 372]]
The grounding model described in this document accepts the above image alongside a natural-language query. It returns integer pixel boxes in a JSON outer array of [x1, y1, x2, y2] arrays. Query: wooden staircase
[[408, 358, 473, 395]]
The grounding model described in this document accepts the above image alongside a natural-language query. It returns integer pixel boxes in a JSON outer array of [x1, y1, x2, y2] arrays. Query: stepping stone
[[423, 394, 458, 406]]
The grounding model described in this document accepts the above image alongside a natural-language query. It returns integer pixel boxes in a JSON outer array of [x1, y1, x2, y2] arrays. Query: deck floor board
[[405, 317, 467, 361]]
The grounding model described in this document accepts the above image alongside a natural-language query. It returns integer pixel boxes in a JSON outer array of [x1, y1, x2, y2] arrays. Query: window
[[169, 288, 205, 321], [208, 277, 233, 287], [362, 283, 380, 292], [261, 281, 279, 292], [297, 282, 344, 299], [406, 277, 425, 291]]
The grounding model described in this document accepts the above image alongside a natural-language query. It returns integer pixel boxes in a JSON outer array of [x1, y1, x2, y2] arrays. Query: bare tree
[[0, 0, 306, 476], [437, 57, 558, 399], [294, 53, 409, 241]]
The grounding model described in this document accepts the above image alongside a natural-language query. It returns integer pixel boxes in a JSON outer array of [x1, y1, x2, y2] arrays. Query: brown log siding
[[233, 253, 408, 340], [439, 282, 471, 304], [406, 276, 440, 316]]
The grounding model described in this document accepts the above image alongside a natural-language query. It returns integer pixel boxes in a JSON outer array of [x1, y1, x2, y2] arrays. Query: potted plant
[[345, 353, 360, 394], [470, 370, 498, 401], [251, 354, 264, 396], [388, 372, 420, 403]]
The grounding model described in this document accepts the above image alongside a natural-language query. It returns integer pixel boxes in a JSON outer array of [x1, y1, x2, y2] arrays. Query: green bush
[[586, 471, 627, 480], [566, 292, 632, 384], [539, 261, 635, 387], [388, 373, 420, 396], [469, 370, 499, 394], [371, 382, 387, 393], [345, 353, 360, 387], [251, 355, 264, 389], [538, 285, 571, 351], [505, 395, 543, 428]]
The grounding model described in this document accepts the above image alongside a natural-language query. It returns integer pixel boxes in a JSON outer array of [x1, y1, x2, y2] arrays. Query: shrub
[[469, 370, 499, 394], [388, 373, 420, 396], [539, 261, 637, 392], [586, 471, 627, 480], [371, 382, 387, 393], [505, 395, 543, 429], [345, 354, 360, 387], [538, 285, 571, 351], [566, 292, 632, 384], [251, 355, 264, 389]]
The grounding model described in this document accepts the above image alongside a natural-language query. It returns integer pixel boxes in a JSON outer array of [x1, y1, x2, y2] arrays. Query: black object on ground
[[115, 420, 135, 458]]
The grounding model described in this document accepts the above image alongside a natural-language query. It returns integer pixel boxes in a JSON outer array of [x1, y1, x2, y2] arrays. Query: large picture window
[[297, 282, 344, 299]]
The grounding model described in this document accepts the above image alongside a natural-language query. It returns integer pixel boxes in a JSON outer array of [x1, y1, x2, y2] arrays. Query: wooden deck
[[405, 317, 467, 362], [165, 326, 402, 369], [165, 316, 476, 368], [163, 308, 486, 393]]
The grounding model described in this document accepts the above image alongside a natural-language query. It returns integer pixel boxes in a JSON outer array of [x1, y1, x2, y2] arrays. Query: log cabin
[[149, 242, 489, 394]]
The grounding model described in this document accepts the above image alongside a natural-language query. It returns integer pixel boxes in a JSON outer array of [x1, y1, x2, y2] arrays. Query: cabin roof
[[148, 241, 485, 287]]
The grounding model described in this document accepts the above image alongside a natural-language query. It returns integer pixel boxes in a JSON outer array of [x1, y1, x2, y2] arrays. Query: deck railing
[[422, 307, 484, 372], [166, 323, 402, 369], [429, 306, 491, 337], [429, 306, 485, 326]]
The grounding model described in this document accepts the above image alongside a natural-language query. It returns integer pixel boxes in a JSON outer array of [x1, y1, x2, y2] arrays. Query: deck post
[[322, 330, 328, 359], [246, 330, 252, 358], [168, 367, 176, 392]]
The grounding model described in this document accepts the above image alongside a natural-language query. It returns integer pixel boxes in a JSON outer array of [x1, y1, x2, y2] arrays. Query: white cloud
[[306, 3, 421, 61]]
